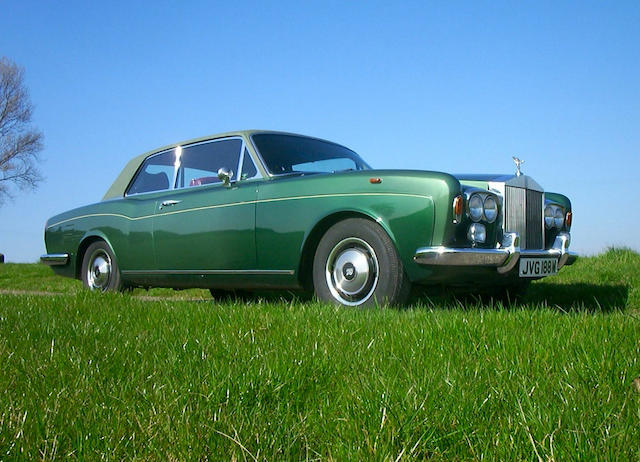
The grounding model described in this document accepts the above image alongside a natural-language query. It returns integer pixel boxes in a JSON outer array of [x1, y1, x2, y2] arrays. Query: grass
[[0, 248, 639, 460]]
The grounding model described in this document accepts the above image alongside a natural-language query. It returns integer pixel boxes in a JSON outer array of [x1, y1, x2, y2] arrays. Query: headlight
[[483, 196, 497, 223], [554, 207, 564, 228], [544, 205, 554, 229], [545, 204, 566, 229], [468, 194, 483, 222]]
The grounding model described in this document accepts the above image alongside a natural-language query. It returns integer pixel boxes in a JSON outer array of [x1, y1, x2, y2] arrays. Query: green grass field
[[1, 249, 639, 460]]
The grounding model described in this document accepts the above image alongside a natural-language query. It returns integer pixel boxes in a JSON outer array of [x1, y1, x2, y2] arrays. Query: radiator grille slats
[[526, 189, 543, 249], [505, 186, 543, 249]]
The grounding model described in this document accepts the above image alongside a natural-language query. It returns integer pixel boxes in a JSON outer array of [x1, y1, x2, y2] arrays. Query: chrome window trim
[[126, 136, 261, 197], [171, 145, 181, 189], [248, 133, 274, 177], [173, 136, 244, 190], [124, 147, 177, 197], [236, 140, 246, 181], [237, 143, 261, 181], [242, 134, 270, 178]]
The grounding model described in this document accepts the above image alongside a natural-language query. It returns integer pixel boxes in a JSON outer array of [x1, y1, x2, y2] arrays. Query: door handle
[[159, 200, 181, 210]]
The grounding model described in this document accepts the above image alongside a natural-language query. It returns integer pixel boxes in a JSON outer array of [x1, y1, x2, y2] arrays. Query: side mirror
[[217, 168, 234, 187]]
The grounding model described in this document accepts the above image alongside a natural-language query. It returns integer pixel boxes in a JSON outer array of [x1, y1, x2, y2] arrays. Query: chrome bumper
[[40, 253, 69, 266], [414, 232, 577, 273]]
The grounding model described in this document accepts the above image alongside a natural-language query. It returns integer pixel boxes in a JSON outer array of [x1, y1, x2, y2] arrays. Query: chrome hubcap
[[326, 237, 378, 306], [87, 250, 111, 291]]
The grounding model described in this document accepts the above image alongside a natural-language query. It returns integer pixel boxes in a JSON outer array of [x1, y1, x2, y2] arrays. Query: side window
[[127, 150, 175, 195], [240, 148, 258, 180], [176, 139, 243, 188]]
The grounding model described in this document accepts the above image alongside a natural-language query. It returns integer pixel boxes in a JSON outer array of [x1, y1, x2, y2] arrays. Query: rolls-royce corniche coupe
[[41, 130, 577, 306]]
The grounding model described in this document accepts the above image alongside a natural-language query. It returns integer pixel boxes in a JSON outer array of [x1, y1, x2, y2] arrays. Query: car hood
[[454, 173, 545, 193]]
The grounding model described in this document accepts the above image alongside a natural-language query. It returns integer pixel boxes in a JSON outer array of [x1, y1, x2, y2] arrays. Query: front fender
[[75, 230, 122, 279]]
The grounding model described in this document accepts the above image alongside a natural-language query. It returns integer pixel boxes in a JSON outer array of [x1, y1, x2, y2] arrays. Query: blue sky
[[1, 0, 638, 262]]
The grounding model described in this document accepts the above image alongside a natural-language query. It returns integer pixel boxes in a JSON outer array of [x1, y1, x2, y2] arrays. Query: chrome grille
[[505, 186, 543, 249]]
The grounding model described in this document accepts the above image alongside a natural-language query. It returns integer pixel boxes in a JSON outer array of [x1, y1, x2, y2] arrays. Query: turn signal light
[[566, 211, 572, 228], [453, 195, 463, 223], [369, 177, 382, 184]]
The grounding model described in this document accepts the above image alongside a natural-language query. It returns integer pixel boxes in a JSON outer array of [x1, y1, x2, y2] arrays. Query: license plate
[[519, 258, 558, 278]]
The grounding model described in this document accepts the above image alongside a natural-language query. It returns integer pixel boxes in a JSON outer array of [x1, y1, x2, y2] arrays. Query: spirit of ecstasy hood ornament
[[512, 156, 524, 177]]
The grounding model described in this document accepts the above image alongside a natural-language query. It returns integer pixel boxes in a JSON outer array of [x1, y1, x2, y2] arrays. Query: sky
[[0, 0, 639, 262]]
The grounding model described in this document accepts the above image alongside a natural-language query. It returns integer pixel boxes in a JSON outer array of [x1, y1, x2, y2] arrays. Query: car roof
[[101, 130, 340, 200]]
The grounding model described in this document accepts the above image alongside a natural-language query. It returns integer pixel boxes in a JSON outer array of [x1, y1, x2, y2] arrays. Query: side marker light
[[453, 195, 463, 223]]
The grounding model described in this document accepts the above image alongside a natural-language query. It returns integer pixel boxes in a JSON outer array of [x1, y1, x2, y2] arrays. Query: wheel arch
[[75, 231, 119, 280], [297, 210, 397, 290]]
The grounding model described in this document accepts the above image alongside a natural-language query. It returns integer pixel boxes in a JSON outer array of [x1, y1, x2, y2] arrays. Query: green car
[[41, 130, 577, 306]]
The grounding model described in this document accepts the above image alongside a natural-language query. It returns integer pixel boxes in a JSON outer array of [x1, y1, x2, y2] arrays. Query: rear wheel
[[312, 218, 411, 307], [81, 241, 124, 292]]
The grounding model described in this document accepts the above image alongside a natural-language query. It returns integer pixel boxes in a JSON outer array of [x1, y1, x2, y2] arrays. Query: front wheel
[[81, 241, 124, 292], [312, 218, 411, 307]]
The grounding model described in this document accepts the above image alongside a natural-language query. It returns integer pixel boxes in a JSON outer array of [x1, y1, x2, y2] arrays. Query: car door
[[152, 137, 259, 271], [119, 148, 177, 271]]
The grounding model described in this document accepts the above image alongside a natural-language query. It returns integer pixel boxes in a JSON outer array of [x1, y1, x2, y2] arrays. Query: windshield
[[252, 133, 370, 175]]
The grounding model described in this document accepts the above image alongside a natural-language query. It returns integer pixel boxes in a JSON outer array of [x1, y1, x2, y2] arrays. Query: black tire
[[81, 241, 124, 292], [312, 218, 411, 307]]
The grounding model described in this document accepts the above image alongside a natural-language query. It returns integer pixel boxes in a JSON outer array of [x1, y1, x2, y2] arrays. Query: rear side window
[[176, 138, 243, 188], [127, 150, 175, 195]]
